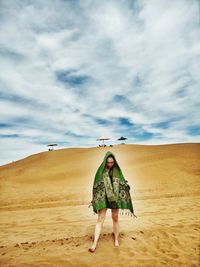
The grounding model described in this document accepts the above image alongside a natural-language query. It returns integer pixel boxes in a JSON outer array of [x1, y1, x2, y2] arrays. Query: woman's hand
[[88, 200, 93, 208]]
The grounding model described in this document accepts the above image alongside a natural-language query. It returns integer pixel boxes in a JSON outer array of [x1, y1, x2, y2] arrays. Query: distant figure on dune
[[88, 151, 137, 253]]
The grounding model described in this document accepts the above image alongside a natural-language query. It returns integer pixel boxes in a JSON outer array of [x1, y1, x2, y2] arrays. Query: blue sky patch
[[56, 70, 90, 87], [187, 125, 200, 136]]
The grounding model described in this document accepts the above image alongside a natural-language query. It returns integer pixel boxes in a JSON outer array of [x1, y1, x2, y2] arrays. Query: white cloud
[[0, 0, 199, 165]]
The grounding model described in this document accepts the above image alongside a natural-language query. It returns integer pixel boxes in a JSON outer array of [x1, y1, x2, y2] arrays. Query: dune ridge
[[0, 143, 200, 266]]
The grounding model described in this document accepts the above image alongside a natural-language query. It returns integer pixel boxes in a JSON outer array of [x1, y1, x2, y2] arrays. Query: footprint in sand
[[158, 230, 169, 238], [190, 224, 199, 228], [125, 247, 136, 256], [21, 242, 29, 245], [172, 237, 181, 247], [138, 244, 148, 253], [162, 240, 173, 249], [128, 251, 135, 257], [56, 217, 66, 222], [174, 223, 184, 228], [169, 253, 179, 259]]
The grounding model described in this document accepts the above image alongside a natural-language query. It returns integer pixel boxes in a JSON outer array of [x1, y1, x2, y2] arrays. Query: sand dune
[[0, 143, 200, 266]]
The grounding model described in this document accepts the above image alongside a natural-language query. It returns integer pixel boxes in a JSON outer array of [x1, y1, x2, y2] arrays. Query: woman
[[88, 151, 137, 252]]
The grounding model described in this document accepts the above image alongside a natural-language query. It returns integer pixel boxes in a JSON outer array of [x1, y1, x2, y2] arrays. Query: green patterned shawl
[[90, 151, 137, 218]]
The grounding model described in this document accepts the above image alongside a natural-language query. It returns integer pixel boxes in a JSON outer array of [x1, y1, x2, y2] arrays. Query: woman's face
[[106, 156, 115, 169]]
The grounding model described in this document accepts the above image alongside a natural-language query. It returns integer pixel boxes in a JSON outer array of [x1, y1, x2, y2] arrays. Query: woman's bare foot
[[114, 239, 119, 246], [88, 244, 97, 252]]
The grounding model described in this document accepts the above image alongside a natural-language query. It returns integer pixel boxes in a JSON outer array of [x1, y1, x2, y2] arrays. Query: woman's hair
[[106, 155, 115, 163]]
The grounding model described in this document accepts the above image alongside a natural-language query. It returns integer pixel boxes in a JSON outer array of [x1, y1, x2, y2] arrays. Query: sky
[[0, 0, 200, 166]]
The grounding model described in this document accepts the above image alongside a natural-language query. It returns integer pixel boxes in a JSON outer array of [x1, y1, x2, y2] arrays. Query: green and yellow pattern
[[91, 151, 137, 218]]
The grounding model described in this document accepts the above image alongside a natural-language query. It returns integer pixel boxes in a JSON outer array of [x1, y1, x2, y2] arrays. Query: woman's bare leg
[[111, 208, 119, 246], [89, 208, 107, 251]]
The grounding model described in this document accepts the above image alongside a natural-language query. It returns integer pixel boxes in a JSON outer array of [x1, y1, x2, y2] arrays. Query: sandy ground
[[0, 143, 199, 267]]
